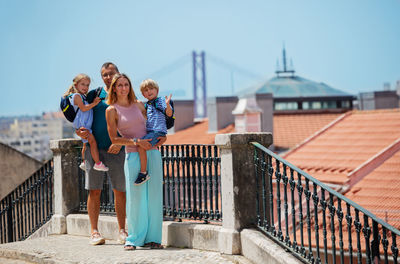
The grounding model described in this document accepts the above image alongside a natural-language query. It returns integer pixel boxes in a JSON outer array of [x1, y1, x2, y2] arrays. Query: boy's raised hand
[[165, 94, 173, 117], [165, 94, 172, 106]]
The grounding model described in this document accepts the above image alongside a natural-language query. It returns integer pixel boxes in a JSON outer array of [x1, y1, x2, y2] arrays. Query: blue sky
[[1, 0, 399, 116]]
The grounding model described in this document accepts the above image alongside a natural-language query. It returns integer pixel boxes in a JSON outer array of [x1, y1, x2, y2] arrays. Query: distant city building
[[0, 112, 74, 161], [358, 90, 399, 110]]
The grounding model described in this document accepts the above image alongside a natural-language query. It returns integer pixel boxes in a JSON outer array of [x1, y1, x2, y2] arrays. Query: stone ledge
[[66, 214, 126, 240], [162, 221, 221, 252], [241, 228, 301, 264]]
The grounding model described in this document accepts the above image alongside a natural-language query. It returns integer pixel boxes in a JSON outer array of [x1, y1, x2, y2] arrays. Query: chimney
[[383, 82, 391, 91], [232, 95, 262, 133], [207, 96, 238, 133]]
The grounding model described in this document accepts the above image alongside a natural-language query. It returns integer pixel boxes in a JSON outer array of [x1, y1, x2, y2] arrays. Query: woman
[[105, 73, 165, 250]]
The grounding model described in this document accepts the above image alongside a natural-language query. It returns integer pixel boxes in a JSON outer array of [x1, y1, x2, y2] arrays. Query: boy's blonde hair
[[140, 79, 159, 93], [106, 73, 137, 105], [63, 73, 90, 98]]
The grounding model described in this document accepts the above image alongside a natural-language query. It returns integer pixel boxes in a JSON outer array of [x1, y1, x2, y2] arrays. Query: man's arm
[[76, 127, 89, 140]]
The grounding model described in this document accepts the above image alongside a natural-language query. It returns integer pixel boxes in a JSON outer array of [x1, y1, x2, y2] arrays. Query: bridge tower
[[192, 51, 207, 119]]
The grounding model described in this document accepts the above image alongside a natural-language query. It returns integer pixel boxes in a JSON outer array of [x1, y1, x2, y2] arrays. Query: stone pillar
[[215, 132, 272, 254], [50, 139, 82, 234]]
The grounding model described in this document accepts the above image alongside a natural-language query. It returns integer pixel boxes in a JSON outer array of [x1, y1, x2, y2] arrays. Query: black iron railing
[[252, 142, 400, 264], [0, 159, 53, 244], [161, 144, 221, 222], [78, 144, 222, 222]]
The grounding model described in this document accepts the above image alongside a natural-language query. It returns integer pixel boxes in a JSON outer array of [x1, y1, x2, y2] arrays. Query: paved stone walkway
[[0, 235, 253, 264]]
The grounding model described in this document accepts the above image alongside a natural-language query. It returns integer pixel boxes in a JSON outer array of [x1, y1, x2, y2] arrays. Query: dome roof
[[245, 75, 352, 98]]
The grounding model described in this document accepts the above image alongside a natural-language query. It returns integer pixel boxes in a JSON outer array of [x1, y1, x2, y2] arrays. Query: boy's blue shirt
[[145, 97, 169, 134]]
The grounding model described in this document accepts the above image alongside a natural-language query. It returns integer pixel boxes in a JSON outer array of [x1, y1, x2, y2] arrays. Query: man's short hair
[[101, 62, 119, 73]]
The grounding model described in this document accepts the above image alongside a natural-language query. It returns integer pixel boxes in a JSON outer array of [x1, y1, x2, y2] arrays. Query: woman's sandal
[[149, 242, 164, 249], [124, 245, 136, 251]]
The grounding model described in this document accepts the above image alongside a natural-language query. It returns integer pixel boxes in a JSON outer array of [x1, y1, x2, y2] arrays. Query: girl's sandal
[[124, 245, 136, 251], [150, 242, 164, 249]]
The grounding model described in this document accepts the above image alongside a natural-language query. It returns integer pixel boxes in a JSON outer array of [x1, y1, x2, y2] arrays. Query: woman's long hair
[[106, 73, 136, 105]]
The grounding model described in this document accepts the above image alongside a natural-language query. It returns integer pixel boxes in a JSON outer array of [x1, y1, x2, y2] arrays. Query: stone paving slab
[[0, 257, 35, 264], [0, 235, 253, 264]]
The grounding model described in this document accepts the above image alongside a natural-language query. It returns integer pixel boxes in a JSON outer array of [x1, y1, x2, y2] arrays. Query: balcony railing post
[[6, 195, 13, 243], [215, 132, 272, 254], [50, 139, 81, 234]]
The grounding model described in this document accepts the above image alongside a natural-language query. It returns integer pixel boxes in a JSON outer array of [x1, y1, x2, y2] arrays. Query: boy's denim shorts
[[142, 131, 167, 146]]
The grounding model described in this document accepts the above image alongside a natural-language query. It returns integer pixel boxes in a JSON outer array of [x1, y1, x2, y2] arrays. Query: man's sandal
[[124, 245, 136, 251]]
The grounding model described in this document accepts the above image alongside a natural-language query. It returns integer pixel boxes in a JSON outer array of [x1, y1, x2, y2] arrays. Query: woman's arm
[[136, 101, 147, 119], [106, 105, 152, 149], [74, 94, 100, 112]]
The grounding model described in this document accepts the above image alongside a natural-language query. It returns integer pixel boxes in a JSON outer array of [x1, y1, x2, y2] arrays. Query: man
[[76, 62, 127, 245]]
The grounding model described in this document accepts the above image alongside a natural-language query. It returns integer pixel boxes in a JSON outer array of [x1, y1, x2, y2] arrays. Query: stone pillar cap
[[215, 132, 272, 148]]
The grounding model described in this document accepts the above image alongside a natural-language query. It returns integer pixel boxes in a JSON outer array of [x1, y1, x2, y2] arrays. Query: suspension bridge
[[135, 51, 265, 118]]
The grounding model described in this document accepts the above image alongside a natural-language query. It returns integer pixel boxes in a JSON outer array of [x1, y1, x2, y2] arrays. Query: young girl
[[63, 73, 109, 172]]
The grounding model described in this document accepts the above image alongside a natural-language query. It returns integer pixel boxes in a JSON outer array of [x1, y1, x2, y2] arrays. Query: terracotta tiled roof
[[273, 113, 343, 149], [167, 112, 343, 147], [166, 119, 235, 145], [283, 109, 400, 186], [345, 149, 400, 229]]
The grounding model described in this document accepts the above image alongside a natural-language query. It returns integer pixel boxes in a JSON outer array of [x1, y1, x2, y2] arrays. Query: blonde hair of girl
[[63, 73, 91, 98]]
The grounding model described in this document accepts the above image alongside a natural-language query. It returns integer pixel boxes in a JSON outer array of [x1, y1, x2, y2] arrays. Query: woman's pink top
[[113, 102, 151, 153]]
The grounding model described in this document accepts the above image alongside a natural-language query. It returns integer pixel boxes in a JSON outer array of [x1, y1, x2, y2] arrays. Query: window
[[274, 102, 298, 110], [321, 101, 336, 109], [302, 101, 310, 109], [342, 101, 350, 108], [311, 102, 322, 109]]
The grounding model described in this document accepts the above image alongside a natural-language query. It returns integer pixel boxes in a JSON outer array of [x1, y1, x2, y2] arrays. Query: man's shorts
[[142, 131, 166, 146], [84, 145, 126, 192]]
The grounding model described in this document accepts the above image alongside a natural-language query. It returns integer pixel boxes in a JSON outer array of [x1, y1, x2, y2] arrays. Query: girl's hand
[[137, 138, 152, 150], [93, 97, 101, 105]]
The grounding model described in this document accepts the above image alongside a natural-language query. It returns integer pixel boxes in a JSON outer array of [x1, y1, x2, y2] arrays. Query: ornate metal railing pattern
[[0, 159, 53, 244], [252, 142, 400, 264], [160, 144, 221, 222], [78, 144, 222, 222]]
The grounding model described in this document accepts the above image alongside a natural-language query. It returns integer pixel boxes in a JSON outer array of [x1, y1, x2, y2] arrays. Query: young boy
[[135, 79, 173, 185]]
